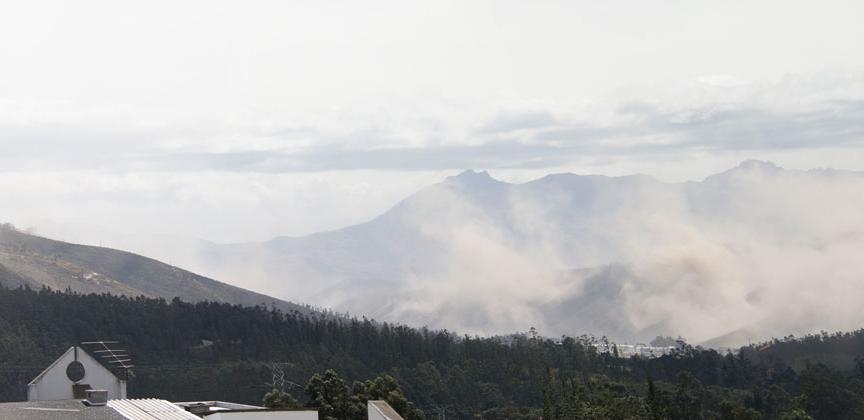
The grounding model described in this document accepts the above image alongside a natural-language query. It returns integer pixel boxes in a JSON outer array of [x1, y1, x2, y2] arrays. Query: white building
[[27, 346, 127, 401], [7, 345, 398, 419], [368, 400, 405, 420], [200, 409, 319, 420], [176, 401, 319, 419], [0, 397, 321, 420]]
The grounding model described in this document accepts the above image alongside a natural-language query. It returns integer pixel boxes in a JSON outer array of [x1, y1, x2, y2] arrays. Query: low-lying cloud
[[25, 162, 864, 345], [330, 164, 864, 344]]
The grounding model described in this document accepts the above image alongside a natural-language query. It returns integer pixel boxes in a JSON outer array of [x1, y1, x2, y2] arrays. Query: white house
[[11, 346, 399, 419], [27, 346, 127, 401]]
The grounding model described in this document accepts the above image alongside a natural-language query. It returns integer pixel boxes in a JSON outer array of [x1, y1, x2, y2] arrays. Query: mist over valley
[[31, 161, 864, 346]]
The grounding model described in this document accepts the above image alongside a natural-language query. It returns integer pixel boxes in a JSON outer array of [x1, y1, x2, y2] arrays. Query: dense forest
[[2, 286, 864, 419]]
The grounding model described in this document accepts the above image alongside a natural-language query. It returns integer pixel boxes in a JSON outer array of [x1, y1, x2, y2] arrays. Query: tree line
[[1, 285, 864, 418]]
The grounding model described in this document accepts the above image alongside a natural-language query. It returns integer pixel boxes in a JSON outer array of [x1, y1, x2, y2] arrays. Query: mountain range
[[25, 161, 864, 345]]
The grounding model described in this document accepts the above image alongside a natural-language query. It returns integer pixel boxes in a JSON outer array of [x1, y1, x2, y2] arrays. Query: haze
[[1, 0, 862, 242]]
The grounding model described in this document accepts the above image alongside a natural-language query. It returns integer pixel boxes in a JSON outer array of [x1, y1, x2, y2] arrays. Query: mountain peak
[[439, 170, 510, 195], [736, 160, 780, 171], [452, 169, 492, 179], [445, 170, 501, 186], [704, 160, 783, 183]]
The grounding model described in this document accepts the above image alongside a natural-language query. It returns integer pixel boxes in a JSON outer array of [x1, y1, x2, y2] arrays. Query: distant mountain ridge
[[0, 224, 310, 315], [30, 162, 864, 346]]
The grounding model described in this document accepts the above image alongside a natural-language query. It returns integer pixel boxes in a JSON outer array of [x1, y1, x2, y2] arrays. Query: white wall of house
[[27, 346, 126, 401]]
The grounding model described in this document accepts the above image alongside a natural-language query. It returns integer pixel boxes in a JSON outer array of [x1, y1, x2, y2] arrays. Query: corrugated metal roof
[[107, 399, 199, 420]]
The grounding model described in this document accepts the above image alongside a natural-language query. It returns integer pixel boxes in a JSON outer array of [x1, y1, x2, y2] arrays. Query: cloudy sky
[[1, 0, 863, 242]]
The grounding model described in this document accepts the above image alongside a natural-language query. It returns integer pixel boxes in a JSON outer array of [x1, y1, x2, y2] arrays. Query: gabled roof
[[28, 347, 75, 386], [369, 400, 404, 420], [28, 346, 117, 386]]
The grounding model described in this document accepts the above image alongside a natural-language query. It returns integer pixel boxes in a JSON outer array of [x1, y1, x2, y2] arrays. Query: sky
[[1, 0, 863, 242]]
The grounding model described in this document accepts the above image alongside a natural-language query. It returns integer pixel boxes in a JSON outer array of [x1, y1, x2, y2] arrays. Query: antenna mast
[[81, 340, 134, 380]]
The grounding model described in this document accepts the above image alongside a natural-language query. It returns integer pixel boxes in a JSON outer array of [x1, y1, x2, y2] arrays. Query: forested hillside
[[2, 286, 864, 418]]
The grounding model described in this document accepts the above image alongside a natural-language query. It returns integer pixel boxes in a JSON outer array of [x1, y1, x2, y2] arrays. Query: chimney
[[84, 389, 108, 406]]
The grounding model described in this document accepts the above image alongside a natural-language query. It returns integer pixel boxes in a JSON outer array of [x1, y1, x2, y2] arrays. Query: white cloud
[[0, 1, 863, 242], [695, 74, 752, 88]]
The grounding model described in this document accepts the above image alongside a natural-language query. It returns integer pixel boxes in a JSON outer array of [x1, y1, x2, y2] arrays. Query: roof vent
[[184, 403, 212, 415], [84, 389, 108, 406]]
